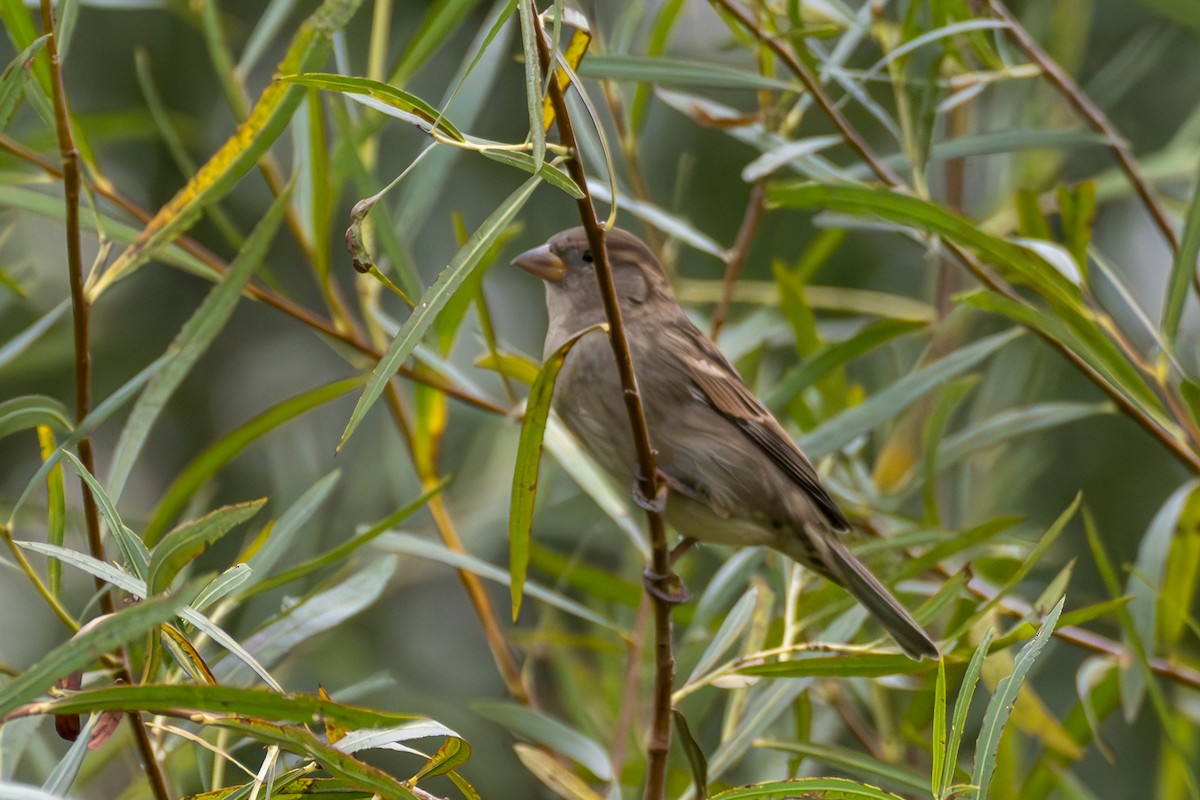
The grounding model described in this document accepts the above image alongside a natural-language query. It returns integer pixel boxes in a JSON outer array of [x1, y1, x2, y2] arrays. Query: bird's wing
[[676, 325, 851, 530]]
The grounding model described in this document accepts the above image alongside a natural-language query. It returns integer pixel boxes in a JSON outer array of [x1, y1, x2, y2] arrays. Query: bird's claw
[[642, 566, 690, 604], [633, 476, 669, 514]]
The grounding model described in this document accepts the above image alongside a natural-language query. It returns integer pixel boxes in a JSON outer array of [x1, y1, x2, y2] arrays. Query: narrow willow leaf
[[18, 683, 421, 730], [933, 658, 948, 797], [579, 53, 799, 91], [942, 627, 994, 798], [40, 713, 100, 796], [148, 500, 267, 594], [472, 702, 612, 781], [217, 556, 397, 683], [191, 564, 253, 612], [0, 781, 63, 800], [0, 301, 67, 372], [588, 180, 726, 258], [241, 470, 342, 583], [92, 0, 366, 296], [513, 744, 604, 800], [767, 182, 1081, 308], [1121, 478, 1200, 721], [0, 588, 191, 716], [972, 597, 1065, 800], [60, 451, 151, 579], [510, 323, 606, 620], [742, 135, 842, 182], [674, 709, 709, 800], [709, 777, 907, 800], [936, 402, 1113, 471], [377, 532, 621, 632], [282, 72, 465, 141], [765, 319, 925, 411], [339, 174, 542, 448], [0, 34, 47, 126], [143, 377, 363, 546], [737, 652, 924, 678], [477, 149, 583, 197], [108, 187, 290, 502], [0, 396, 73, 440], [515, 0, 544, 167], [759, 740, 927, 795], [800, 328, 1021, 459], [685, 587, 758, 685], [1162, 162, 1200, 341]]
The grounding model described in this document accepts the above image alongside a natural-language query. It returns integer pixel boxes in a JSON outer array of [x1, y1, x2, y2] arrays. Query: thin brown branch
[[986, 0, 1182, 258], [710, 0, 1200, 475], [711, 180, 767, 338], [38, 5, 172, 799], [532, 9, 676, 799]]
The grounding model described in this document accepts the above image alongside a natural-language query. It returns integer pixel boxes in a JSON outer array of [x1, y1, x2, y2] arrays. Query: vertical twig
[[531, 9, 676, 799], [711, 181, 767, 338], [38, 5, 173, 800]]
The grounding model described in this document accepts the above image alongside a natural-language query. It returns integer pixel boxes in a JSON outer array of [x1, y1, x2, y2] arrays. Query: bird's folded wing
[[680, 327, 851, 531]]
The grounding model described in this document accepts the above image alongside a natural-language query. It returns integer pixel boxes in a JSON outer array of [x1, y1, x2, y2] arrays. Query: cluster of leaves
[[1, 0, 1199, 799]]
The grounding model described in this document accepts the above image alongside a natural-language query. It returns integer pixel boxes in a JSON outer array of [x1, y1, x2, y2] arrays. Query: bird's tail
[[811, 536, 939, 660]]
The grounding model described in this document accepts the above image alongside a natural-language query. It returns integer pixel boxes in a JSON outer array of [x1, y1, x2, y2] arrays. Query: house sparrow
[[513, 226, 938, 659]]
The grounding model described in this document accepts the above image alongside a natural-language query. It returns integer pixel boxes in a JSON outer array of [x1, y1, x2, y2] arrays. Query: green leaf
[[766, 320, 925, 411], [579, 53, 800, 91], [143, 377, 363, 546], [0, 301, 68, 372], [510, 323, 606, 620], [758, 740, 928, 795], [674, 709, 708, 800], [1121, 478, 1200, 721], [767, 181, 1082, 308], [241, 470, 342, 584], [391, 0, 488, 84], [737, 652, 925, 678], [685, 586, 758, 685], [378, 532, 621, 633], [477, 149, 584, 197], [107, 186, 290, 502], [1162, 161, 1200, 341], [942, 627, 993, 798], [148, 500, 267, 595], [933, 658, 948, 797], [281, 72, 465, 141], [0, 35, 48, 129], [472, 702, 612, 781], [800, 328, 1021, 459], [60, 450, 151, 579], [0, 396, 73, 441], [338, 174, 542, 448], [972, 597, 1066, 800], [710, 776, 908, 799], [0, 588, 192, 716], [17, 683, 420, 730]]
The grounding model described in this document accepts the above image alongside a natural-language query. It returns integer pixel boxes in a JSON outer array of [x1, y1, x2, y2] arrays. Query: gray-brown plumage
[[513, 226, 938, 660]]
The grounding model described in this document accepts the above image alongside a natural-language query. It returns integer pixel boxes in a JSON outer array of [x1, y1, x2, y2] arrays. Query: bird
[[512, 226, 938, 660]]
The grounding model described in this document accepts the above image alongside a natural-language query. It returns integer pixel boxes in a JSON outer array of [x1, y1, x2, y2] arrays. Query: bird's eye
[[581, 250, 593, 263]]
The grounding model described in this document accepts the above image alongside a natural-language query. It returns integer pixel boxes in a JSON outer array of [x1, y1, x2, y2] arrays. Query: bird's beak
[[512, 243, 567, 282]]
